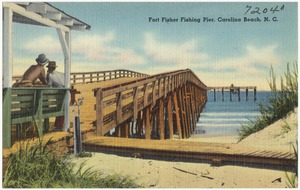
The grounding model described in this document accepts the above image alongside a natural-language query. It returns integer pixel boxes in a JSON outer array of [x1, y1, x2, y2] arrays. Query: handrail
[[10, 69, 149, 85], [92, 69, 207, 94]]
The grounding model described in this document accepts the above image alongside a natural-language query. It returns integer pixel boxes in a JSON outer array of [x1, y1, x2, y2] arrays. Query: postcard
[[2, 1, 298, 188]]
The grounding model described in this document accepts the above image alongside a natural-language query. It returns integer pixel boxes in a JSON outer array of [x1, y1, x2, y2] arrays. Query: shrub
[[238, 62, 298, 141]]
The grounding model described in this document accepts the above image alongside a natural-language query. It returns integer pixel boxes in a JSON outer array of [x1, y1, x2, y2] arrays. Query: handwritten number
[[245, 4, 284, 15], [251, 7, 261, 15], [270, 6, 279, 14], [263, 8, 268, 13], [244, 5, 252, 15]]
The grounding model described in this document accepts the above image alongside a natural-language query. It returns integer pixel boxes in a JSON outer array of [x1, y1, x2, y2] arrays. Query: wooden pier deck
[[83, 136, 296, 167]]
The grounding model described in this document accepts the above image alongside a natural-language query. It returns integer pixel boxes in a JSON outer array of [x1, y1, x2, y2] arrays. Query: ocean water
[[194, 91, 271, 136]]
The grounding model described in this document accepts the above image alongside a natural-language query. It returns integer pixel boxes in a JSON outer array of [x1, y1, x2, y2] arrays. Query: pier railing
[[11, 69, 149, 85], [93, 69, 207, 139]]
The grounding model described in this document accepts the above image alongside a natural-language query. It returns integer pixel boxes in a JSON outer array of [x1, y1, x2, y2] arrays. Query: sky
[[8, 1, 298, 90]]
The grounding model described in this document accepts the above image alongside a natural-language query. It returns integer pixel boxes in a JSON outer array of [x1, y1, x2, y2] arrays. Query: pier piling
[[208, 86, 256, 102]]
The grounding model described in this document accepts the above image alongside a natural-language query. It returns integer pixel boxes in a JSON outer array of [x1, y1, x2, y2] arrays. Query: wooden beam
[[42, 11, 62, 20], [3, 2, 70, 31], [56, 17, 74, 26], [26, 3, 47, 14], [3, 7, 13, 88], [57, 29, 71, 131], [71, 24, 87, 31]]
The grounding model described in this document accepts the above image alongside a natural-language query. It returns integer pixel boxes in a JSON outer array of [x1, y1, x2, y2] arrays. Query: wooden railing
[[2, 88, 68, 148], [71, 69, 149, 84], [11, 69, 149, 85], [93, 69, 207, 137]]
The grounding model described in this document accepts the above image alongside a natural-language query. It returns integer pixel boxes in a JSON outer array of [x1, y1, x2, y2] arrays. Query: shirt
[[48, 71, 65, 88]]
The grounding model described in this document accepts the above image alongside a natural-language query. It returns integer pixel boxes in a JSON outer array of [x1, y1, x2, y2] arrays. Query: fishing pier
[[2, 2, 295, 174], [208, 85, 257, 102]]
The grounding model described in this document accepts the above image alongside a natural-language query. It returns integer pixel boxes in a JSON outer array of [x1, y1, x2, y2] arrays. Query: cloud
[[143, 33, 209, 68], [195, 44, 282, 90], [72, 33, 145, 66], [22, 35, 61, 54], [208, 44, 281, 76], [21, 32, 145, 66]]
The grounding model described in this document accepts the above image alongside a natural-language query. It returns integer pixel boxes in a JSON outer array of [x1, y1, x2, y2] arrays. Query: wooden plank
[[11, 94, 34, 102], [11, 101, 33, 109]]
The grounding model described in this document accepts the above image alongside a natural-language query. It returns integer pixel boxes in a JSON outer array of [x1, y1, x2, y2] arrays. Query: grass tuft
[[238, 62, 298, 141], [3, 137, 142, 188]]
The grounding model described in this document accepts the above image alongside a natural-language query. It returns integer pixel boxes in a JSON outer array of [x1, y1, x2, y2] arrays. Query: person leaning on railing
[[13, 53, 49, 87], [46, 61, 65, 132]]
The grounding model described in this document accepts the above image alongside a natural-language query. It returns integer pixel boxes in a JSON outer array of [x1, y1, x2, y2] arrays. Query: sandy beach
[[71, 108, 298, 188]]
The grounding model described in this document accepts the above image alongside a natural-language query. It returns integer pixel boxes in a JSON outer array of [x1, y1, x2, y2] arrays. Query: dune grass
[[3, 137, 142, 188], [238, 62, 298, 141]]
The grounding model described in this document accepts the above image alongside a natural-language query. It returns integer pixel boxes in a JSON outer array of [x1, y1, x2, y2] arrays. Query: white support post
[[57, 29, 71, 131], [3, 7, 13, 88]]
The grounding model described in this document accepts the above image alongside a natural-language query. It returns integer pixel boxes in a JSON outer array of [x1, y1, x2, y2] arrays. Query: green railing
[[2, 87, 68, 148]]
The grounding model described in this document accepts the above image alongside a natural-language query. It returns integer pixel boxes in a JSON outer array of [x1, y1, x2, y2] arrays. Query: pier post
[[222, 88, 224, 102], [96, 89, 103, 136], [183, 85, 191, 137], [178, 88, 186, 138], [254, 87, 257, 101], [136, 111, 142, 138], [167, 95, 174, 139], [144, 106, 151, 139], [158, 98, 165, 140], [172, 91, 182, 139], [238, 87, 241, 102], [214, 88, 216, 101], [189, 85, 196, 131], [246, 88, 249, 101]]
